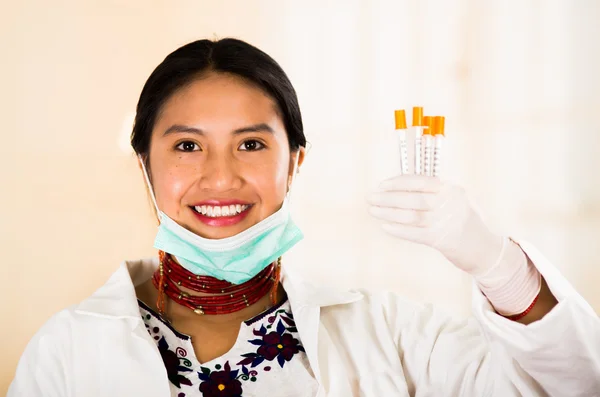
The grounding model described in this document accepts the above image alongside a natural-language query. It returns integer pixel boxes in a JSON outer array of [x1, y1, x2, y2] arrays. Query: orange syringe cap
[[434, 116, 445, 136], [394, 109, 407, 129], [412, 107, 424, 126], [423, 115, 432, 128]]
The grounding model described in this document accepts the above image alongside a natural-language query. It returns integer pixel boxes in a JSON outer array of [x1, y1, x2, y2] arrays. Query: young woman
[[9, 38, 599, 397]]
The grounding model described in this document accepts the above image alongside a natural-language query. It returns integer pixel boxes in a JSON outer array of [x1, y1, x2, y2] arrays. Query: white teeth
[[194, 204, 250, 218]]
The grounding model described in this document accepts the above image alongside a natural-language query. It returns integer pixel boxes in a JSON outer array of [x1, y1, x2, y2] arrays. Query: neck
[[167, 283, 286, 327], [152, 251, 283, 324]]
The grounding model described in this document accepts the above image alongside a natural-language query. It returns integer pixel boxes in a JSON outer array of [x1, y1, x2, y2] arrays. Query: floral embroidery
[[157, 336, 193, 388], [198, 361, 243, 397], [262, 309, 298, 331], [196, 309, 304, 392], [237, 315, 305, 369], [140, 299, 309, 396]]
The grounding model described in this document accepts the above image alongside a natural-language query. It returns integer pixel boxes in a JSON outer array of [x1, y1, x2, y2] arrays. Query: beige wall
[[2, 0, 599, 393]]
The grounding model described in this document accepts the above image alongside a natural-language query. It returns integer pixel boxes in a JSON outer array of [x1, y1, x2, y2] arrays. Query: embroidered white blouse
[[138, 298, 319, 396]]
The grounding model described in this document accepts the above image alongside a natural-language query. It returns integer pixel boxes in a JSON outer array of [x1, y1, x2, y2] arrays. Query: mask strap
[[287, 150, 301, 205], [138, 154, 160, 217]]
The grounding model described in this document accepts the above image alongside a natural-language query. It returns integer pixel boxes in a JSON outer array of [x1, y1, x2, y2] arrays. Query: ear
[[287, 146, 306, 186]]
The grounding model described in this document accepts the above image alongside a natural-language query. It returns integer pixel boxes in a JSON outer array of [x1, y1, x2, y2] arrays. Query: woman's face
[[146, 73, 304, 239]]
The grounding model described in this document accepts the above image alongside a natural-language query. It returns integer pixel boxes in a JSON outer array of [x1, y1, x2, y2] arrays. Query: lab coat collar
[[74, 258, 364, 320], [75, 258, 157, 320], [280, 265, 364, 309]]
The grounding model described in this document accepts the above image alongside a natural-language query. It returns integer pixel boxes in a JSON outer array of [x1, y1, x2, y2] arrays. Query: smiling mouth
[[191, 204, 251, 218]]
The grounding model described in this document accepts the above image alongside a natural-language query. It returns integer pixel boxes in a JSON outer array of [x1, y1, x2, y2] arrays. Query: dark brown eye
[[239, 140, 264, 151], [176, 141, 200, 152]]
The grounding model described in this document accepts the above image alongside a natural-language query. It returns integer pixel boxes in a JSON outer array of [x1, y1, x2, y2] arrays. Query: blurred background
[[1, 0, 599, 393]]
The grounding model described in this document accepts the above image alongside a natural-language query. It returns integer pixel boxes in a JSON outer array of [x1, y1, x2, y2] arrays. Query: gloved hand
[[367, 174, 543, 317], [366, 175, 505, 276]]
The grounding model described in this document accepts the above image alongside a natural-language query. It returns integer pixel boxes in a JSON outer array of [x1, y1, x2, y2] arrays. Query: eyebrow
[[163, 123, 274, 136]]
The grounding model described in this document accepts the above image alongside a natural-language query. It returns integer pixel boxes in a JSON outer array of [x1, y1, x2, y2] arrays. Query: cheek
[[153, 162, 198, 212], [247, 156, 289, 204], [252, 166, 286, 193]]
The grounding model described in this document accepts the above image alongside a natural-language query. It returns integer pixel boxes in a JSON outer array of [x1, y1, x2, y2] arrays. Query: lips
[[193, 203, 250, 218], [189, 200, 253, 227]]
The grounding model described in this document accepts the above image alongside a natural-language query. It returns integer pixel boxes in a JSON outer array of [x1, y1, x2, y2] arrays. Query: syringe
[[432, 116, 445, 177], [394, 110, 409, 175], [411, 107, 424, 175], [422, 116, 433, 176]]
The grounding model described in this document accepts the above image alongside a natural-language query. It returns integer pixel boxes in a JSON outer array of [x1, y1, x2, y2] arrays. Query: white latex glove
[[367, 175, 543, 316], [367, 175, 504, 276]]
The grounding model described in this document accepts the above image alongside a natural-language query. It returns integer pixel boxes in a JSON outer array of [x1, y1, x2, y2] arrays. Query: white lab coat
[[8, 241, 600, 396]]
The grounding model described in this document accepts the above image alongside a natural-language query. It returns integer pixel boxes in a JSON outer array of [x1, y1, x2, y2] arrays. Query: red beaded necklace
[[153, 251, 282, 317]]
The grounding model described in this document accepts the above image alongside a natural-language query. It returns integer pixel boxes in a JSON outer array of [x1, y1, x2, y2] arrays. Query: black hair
[[131, 38, 305, 161]]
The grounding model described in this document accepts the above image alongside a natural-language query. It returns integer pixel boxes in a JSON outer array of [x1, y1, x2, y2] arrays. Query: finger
[[380, 223, 433, 245], [368, 206, 436, 228], [367, 191, 443, 211], [378, 174, 443, 193]]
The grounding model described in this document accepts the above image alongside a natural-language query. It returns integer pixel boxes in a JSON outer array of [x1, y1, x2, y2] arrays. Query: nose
[[197, 151, 242, 192]]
